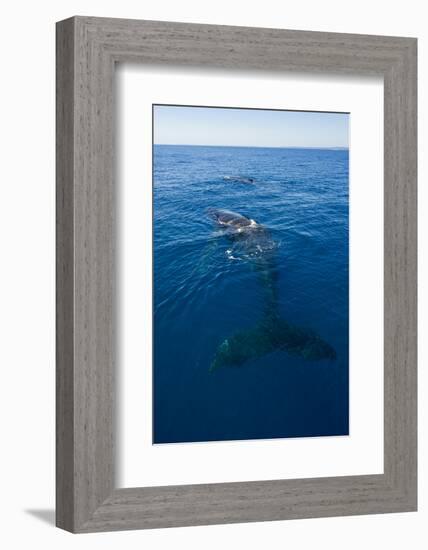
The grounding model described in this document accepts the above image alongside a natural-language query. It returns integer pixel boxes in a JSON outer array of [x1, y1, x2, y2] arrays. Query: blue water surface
[[153, 145, 349, 444]]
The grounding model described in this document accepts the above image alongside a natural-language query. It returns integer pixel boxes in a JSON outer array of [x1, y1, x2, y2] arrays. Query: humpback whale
[[223, 175, 255, 184], [207, 208, 336, 370]]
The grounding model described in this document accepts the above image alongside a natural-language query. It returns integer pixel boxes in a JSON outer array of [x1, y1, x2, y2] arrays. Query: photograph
[[153, 104, 350, 444]]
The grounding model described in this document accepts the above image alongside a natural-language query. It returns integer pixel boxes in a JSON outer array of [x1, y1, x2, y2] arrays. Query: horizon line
[[153, 143, 349, 150]]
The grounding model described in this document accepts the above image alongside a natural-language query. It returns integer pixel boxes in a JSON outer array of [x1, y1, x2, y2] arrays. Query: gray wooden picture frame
[[56, 16, 417, 533]]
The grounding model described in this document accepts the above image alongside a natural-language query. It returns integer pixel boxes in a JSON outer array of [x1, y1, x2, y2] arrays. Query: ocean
[[153, 144, 349, 444]]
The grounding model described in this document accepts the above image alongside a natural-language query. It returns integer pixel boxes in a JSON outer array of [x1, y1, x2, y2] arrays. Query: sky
[[153, 105, 349, 148]]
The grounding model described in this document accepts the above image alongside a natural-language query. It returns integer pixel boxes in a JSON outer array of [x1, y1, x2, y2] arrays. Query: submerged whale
[[223, 175, 255, 184], [207, 208, 336, 371]]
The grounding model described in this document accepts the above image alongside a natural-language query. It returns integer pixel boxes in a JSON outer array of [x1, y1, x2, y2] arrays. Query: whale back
[[207, 208, 255, 229]]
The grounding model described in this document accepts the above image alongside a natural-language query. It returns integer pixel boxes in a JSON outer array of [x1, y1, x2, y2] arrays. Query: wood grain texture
[[56, 16, 417, 533], [56, 18, 75, 532]]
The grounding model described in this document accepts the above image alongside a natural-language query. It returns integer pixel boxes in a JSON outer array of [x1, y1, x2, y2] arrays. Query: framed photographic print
[[56, 17, 417, 532]]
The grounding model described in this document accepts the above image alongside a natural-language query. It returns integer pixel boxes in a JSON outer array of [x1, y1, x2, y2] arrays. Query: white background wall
[[0, 1, 425, 548]]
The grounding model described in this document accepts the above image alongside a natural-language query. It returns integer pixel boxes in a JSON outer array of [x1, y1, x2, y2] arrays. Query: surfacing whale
[[207, 208, 336, 371], [223, 175, 255, 184]]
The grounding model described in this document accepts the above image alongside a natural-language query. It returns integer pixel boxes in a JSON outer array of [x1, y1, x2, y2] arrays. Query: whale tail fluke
[[209, 316, 336, 372]]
